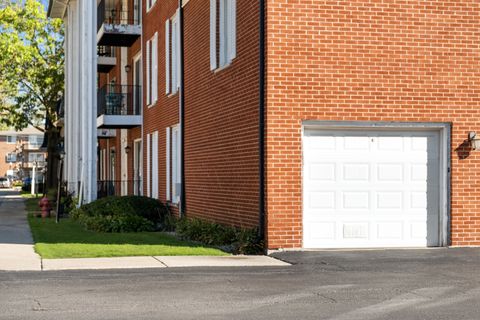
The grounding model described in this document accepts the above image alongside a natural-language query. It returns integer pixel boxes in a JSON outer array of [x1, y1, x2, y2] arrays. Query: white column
[[31, 163, 36, 196], [77, 0, 97, 204], [120, 45, 128, 195], [63, 12, 69, 185], [71, 0, 81, 194], [85, 0, 97, 203]]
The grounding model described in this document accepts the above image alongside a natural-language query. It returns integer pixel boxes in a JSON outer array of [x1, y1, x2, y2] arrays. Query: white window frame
[[210, 0, 236, 71], [6, 135, 16, 144], [28, 135, 43, 147], [151, 131, 159, 199], [146, 39, 151, 105], [166, 11, 180, 95], [133, 52, 142, 114], [5, 153, 16, 163], [166, 127, 171, 201], [169, 125, 181, 204], [146, 133, 151, 197], [28, 152, 45, 163], [146, 0, 157, 13], [146, 33, 158, 106], [133, 139, 143, 196]]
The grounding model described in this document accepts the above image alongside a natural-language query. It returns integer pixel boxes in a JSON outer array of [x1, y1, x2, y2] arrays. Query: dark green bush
[[175, 218, 264, 255], [71, 196, 168, 233], [76, 213, 155, 233]]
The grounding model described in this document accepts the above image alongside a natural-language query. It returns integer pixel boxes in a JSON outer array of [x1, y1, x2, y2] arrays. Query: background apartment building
[[49, 0, 480, 250], [0, 128, 46, 179]]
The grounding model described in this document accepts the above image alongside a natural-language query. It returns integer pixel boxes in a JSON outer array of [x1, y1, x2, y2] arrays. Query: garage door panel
[[377, 222, 404, 239], [309, 192, 335, 209], [376, 192, 403, 209], [343, 164, 370, 181], [309, 163, 336, 181], [303, 130, 440, 248], [344, 136, 371, 150]]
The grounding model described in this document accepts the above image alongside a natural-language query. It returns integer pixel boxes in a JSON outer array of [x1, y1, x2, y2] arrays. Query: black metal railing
[[97, 0, 139, 31], [98, 46, 115, 58], [97, 84, 141, 116], [97, 180, 141, 198]]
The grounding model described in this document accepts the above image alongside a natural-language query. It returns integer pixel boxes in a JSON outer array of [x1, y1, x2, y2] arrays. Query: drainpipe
[[178, 0, 186, 217], [258, 0, 266, 241]]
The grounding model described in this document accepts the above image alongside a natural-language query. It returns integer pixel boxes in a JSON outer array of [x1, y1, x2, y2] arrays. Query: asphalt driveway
[[1, 248, 480, 319]]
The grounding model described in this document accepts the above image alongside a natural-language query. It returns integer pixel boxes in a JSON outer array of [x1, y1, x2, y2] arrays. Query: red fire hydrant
[[38, 197, 51, 218]]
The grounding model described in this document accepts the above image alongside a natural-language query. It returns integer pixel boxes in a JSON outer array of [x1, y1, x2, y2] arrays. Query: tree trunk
[[45, 127, 61, 191]]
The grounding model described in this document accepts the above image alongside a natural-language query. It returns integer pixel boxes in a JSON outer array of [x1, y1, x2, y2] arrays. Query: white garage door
[[303, 129, 440, 248]]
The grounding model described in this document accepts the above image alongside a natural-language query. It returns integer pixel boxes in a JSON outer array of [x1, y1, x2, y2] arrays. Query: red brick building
[[52, 0, 480, 250]]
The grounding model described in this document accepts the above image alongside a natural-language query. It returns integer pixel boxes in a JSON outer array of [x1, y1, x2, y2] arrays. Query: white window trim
[[146, 133, 151, 197], [133, 138, 143, 196], [146, 39, 151, 106], [210, 0, 236, 71], [6, 136, 16, 144], [165, 19, 171, 95], [28, 152, 45, 163], [146, 0, 157, 13], [151, 131, 159, 199], [147, 34, 158, 107], [166, 127, 171, 201], [166, 11, 180, 96], [170, 125, 181, 204], [152, 33, 158, 104]]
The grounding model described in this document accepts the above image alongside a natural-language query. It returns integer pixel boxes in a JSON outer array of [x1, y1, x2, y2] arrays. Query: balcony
[[97, 0, 141, 47], [97, 46, 116, 73], [97, 84, 142, 129], [97, 180, 141, 198], [97, 129, 117, 139]]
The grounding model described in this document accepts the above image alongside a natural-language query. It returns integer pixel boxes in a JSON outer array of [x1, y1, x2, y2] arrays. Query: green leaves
[[0, 0, 63, 130]]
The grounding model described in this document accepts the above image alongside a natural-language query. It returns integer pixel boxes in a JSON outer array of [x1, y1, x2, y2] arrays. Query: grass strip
[[24, 197, 227, 259]]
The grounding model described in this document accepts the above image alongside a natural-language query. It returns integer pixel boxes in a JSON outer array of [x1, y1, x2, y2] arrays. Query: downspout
[[258, 0, 266, 241], [178, 0, 186, 217]]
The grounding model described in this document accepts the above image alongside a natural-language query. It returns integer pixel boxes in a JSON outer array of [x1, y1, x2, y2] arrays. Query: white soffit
[[48, 0, 68, 19]]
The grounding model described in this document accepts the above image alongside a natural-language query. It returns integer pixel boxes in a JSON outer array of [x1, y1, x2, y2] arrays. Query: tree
[[0, 0, 63, 188]]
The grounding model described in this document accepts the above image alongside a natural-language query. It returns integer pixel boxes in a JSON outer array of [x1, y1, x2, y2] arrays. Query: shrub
[[175, 218, 264, 255], [71, 196, 168, 233], [12, 181, 23, 187]]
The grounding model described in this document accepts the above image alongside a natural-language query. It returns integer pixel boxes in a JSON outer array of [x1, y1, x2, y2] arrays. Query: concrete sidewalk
[[41, 255, 289, 271], [0, 189, 289, 271], [0, 190, 42, 271]]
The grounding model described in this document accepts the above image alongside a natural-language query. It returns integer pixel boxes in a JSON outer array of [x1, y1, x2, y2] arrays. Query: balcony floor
[[97, 115, 142, 129], [97, 23, 141, 47], [97, 56, 116, 73]]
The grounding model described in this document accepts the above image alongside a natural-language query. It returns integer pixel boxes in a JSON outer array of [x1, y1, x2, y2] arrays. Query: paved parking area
[[2, 248, 480, 319]]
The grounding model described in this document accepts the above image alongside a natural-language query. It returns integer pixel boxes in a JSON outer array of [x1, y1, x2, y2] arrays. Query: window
[[166, 125, 181, 204], [210, 0, 236, 70], [146, 0, 156, 12], [28, 153, 45, 163], [165, 11, 180, 95], [28, 135, 43, 147], [6, 136, 16, 144], [146, 33, 158, 106], [5, 153, 16, 163], [151, 131, 158, 199]]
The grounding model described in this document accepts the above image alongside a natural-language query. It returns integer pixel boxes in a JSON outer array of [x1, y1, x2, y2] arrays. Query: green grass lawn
[[24, 197, 228, 259]]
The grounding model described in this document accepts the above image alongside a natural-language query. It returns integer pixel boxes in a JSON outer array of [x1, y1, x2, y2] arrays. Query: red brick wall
[[0, 138, 16, 177], [181, 0, 260, 227], [265, 0, 480, 248], [139, 0, 260, 226], [142, 0, 179, 201]]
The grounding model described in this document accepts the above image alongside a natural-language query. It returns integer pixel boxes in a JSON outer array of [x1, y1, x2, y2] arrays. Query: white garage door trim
[[302, 121, 450, 248]]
